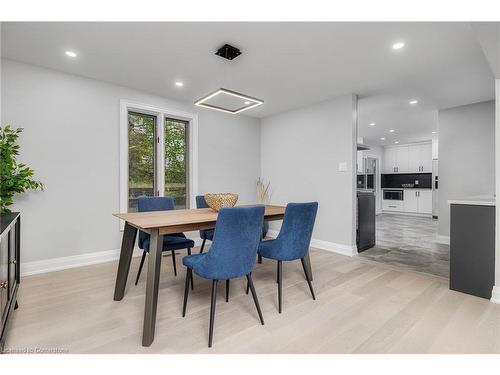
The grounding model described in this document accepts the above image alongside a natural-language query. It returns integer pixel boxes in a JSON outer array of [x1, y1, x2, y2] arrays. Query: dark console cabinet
[[0, 213, 20, 353]]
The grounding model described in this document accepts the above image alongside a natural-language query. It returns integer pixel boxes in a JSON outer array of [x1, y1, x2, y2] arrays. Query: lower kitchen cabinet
[[382, 199, 404, 212], [382, 189, 432, 215], [417, 190, 432, 214], [404, 190, 419, 213]]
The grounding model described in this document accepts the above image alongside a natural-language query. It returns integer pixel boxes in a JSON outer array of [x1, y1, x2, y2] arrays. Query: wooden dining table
[[113, 204, 313, 347]]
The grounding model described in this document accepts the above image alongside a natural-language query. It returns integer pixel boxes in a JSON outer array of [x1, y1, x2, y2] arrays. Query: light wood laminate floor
[[5, 247, 500, 354]]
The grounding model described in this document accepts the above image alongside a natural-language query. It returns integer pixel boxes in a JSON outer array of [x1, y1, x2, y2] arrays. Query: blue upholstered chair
[[252, 202, 318, 313], [195, 195, 215, 253], [135, 196, 195, 285], [181, 205, 265, 348]]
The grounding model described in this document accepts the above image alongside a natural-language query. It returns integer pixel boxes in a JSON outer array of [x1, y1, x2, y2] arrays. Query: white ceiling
[[1, 22, 496, 121], [358, 93, 439, 147], [471, 22, 500, 78]]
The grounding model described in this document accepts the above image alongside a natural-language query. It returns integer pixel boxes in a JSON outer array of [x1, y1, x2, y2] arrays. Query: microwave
[[383, 189, 404, 201]]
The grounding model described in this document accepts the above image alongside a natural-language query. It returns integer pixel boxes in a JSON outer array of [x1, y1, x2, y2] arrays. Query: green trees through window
[[165, 119, 188, 209], [128, 112, 188, 212]]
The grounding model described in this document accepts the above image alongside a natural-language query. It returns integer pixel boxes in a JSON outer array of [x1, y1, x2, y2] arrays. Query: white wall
[[1, 59, 261, 264], [438, 100, 495, 237], [261, 95, 357, 253]]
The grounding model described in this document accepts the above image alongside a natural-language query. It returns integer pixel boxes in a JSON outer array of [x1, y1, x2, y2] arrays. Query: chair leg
[[187, 248, 194, 290], [258, 254, 262, 264], [135, 251, 147, 285], [246, 279, 249, 295], [277, 261, 280, 283], [199, 239, 206, 254], [301, 258, 316, 300], [182, 268, 192, 317], [208, 280, 218, 348], [246, 274, 265, 325], [171, 250, 177, 276], [225, 280, 230, 302], [278, 260, 283, 313]]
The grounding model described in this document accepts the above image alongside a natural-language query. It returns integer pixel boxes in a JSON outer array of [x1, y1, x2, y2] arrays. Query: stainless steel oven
[[383, 189, 403, 201]]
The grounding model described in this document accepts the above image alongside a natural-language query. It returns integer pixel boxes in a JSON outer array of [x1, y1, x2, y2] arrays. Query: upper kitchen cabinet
[[383, 145, 409, 173], [384, 142, 432, 174], [408, 143, 432, 173]]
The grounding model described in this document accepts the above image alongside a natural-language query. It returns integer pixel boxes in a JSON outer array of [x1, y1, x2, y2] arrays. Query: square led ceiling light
[[194, 88, 263, 114]]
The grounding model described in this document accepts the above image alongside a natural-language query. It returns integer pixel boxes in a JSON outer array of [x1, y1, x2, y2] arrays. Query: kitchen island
[[449, 196, 495, 299]]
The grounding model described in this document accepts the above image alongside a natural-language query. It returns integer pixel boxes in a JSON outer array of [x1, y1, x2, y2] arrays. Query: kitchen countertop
[[448, 196, 496, 206]]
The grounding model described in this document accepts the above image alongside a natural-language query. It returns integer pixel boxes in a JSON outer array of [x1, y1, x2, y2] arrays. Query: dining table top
[[114, 204, 285, 233]]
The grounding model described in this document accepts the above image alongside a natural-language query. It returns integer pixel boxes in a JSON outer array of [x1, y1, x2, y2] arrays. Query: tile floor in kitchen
[[359, 213, 449, 278]]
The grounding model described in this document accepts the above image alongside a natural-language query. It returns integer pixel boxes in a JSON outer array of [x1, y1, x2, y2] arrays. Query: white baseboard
[[266, 229, 357, 257], [491, 286, 500, 304], [435, 235, 450, 245], [22, 236, 203, 277]]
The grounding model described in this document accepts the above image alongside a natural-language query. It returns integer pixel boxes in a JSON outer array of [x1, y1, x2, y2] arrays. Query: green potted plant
[[0, 125, 43, 213]]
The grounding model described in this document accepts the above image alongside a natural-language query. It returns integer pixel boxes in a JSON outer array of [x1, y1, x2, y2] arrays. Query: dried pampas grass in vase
[[257, 178, 272, 238], [256, 177, 271, 205]]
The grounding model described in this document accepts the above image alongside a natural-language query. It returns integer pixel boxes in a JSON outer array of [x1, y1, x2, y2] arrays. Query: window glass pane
[[128, 112, 156, 212], [165, 118, 188, 209]]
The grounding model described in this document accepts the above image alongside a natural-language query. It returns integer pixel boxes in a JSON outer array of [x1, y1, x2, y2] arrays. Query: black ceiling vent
[[215, 44, 241, 60]]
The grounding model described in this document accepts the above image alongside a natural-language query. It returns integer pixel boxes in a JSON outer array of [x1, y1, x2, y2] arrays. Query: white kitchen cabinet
[[408, 143, 432, 173], [408, 144, 422, 173], [395, 145, 409, 173], [383, 145, 408, 173], [383, 189, 432, 215], [382, 199, 404, 212], [384, 142, 432, 174], [417, 189, 432, 214], [403, 190, 419, 213], [420, 143, 433, 172], [384, 147, 397, 173]]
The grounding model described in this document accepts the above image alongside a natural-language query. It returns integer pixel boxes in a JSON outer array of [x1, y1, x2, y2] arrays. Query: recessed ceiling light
[[432, 131, 437, 134], [395, 141, 399, 144], [65, 50, 77, 58], [380, 137, 385, 141], [409, 99, 418, 105], [244, 101, 251, 105], [389, 129, 395, 133], [369, 122, 376, 126], [392, 42, 405, 50], [175, 81, 184, 87]]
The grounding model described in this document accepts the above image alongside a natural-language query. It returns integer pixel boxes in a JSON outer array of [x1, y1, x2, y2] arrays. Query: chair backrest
[[200, 205, 265, 280], [276, 202, 318, 260], [195, 195, 209, 209], [137, 196, 175, 249]]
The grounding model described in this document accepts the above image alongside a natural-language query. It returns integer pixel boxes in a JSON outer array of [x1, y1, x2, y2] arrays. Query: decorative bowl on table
[[204, 193, 239, 211]]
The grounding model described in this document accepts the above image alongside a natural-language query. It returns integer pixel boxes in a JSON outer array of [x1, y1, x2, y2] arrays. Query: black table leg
[[142, 228, 163, 347], [114, 222, 138, 301]]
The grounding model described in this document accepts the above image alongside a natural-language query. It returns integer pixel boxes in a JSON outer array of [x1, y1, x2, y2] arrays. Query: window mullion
[[156, 113, 165, 197]]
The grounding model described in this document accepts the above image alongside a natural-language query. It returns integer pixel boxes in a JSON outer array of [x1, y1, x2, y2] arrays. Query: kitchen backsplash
[[381, 173, 432, 189]]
